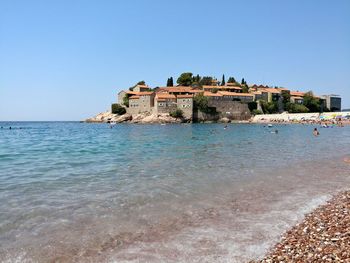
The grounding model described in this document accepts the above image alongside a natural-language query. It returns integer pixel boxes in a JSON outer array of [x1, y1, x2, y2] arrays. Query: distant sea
[[0, 122, 349, 262]]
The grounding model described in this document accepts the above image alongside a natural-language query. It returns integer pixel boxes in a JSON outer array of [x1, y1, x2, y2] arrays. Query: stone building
[[126, 92, 155, 115], [176, 95, 193, 119], [155, 93, 177, 114]]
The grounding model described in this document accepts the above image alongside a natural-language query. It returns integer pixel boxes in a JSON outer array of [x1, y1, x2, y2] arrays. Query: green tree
[[221, 74, 225, 86], [193, 94, 216, 114], [122, 95, 129, 107], [177, 72, 193, 86], [247, 101, 257, 111], [227, 77, 236, 83], [111, 103, 126, 115], [166, 77, 174, 87], [303, 91, 320, 112], [199, 76, 213, 86], [281, 90, 291, 111], [260, 101, 278, 114], [169, 109, 183, 118], [252, 109, 263, 115], [287, 103, 309, 113]]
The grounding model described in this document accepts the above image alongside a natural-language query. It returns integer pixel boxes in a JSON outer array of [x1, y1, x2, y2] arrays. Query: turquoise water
[[0, 122, 349, 262]]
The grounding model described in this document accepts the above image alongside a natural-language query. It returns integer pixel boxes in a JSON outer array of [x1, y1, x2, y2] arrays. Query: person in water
[[313, 128, 319, 136]]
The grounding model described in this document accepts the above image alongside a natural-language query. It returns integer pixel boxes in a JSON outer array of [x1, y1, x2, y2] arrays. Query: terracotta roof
[[226, 82, 239, 86], [126, 91, 139, 95], [203, 85, 242, 90], [261, 88, 281, 94], [218, 91, 254, 97], [156, 93, 176, 99], [135, 85, 149, 88], [157, 87, 200, 93], [177, 94, 193, 98], [203, 91, 223, 97], [290, 91, 305, 97], [138, 91, 154, 96], [253, 91, 263, 95], [129, 95, 140, 99]]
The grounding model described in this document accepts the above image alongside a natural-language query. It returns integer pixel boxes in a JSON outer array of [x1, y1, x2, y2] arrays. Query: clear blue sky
[[1, 0, 349, 121]]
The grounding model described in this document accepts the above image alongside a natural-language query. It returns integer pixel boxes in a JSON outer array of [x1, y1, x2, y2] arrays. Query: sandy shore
[[252, 191, 350, 262]]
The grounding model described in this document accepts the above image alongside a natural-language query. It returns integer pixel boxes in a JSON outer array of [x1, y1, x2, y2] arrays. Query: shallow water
[[0, 122, 349, 262]]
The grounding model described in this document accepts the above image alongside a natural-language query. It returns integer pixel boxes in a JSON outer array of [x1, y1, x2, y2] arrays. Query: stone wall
[[208, 99, 251, 120], [155, 99, 177, 114]]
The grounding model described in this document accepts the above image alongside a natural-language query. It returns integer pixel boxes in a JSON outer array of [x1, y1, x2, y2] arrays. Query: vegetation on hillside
[[111, 103, 126, 115]]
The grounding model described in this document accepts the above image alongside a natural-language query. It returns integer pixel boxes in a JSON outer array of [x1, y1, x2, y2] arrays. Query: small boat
[[268, 124, 273, 128]]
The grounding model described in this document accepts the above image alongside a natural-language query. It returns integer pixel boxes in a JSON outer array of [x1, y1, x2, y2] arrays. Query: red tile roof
[[177, 94, 193, 98], [138, 91, 154, 96], [290, 91, 305, 97], [203, 91, 223, 97], [218, 91, 254, 97], [261, 88, 281, 94], [156, 93, 176, 99]]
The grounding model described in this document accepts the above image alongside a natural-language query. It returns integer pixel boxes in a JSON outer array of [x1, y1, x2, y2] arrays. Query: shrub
[[122, 95, 129, 107], [252, 109, 263, 115], [248, 101, 258, 111], [193, 94, 217, 114], [111, 103, 126, 115], [288, 103, 309, 113], [169, 109, 183, 118]]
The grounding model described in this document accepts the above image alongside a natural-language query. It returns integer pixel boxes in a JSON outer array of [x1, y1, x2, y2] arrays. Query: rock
[[218, 117, 231, 123], [111, 113, 132, 123]]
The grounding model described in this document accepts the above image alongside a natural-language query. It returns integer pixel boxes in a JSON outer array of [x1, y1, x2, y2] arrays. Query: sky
[[0, 0, 349, 121]]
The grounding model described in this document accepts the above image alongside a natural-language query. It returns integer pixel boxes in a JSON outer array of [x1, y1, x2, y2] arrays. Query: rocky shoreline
[[252, 190, 350, 262], [85, 111, 237, 124]]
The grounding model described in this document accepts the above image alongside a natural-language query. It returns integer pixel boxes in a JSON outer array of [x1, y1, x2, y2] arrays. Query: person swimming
[[313, 128, 319, 136]]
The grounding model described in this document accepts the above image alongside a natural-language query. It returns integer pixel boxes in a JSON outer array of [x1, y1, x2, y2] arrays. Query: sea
[[0, 122, 349, 262]]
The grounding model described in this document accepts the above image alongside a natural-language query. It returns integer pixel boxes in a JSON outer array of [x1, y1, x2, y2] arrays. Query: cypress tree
[[167, 77, 174, 87], [221, 74, 225, 86]]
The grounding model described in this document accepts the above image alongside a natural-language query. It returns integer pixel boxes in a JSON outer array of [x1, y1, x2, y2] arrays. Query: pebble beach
[[253, 191, 350, 262]]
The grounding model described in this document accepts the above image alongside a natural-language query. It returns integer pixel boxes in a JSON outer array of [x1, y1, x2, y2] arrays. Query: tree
[[252, 109, 263, 115], [260, 100, 279, 114], [193, 94, 216, 114], [166, 77, 174, 87], [241, 78, 246, 85], [287, 103, 309, 113], [281, 90, 291, 111], [227, 77, 236, 83], [169, 109, 183, 118], [199, 76, 213, 86], [111, 103, 126, 115], [303, 91, 320, 112], [221, 74, 225, 86], [247, 101, 257, 111], [177, 72, 193, 86], [122, 95, 129, 107]]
